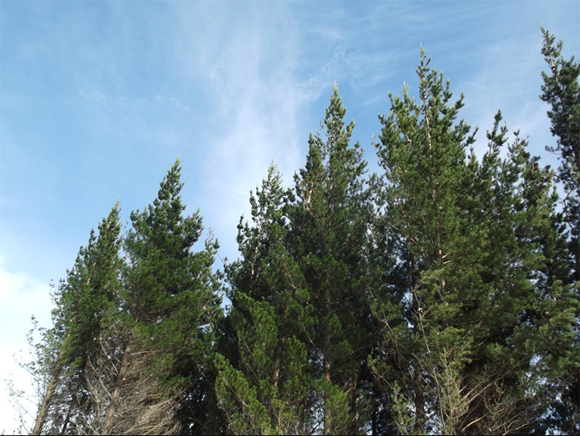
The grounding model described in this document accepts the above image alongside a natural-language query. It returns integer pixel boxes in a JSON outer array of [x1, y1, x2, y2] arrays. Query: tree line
[[25, 28, 579, 435]]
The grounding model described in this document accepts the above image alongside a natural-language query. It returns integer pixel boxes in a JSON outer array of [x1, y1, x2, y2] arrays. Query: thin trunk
[[269, 338, 283, 431], [59, 403, 73, 435], [414, 370, 425, 434], [323, 290, 333, 436], [410, 263, 425, 435], [324, 359, 332, 436], [32, 346, 66, 435], [101, 341, 132, 435], [574, 224, 580, 285], [348, 369, 360, 434]]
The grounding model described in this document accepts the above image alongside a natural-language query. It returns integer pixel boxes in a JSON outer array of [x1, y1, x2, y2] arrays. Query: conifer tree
[[370, 50, 579, 434], [25, 30, 580, 435], [215, 164, 316, 435], [31, 204, 124, 435], [540, 26, 580, 284], [108, 159, 222, 435], [288, 86, 375, 435], [540, 26, 580, 432]]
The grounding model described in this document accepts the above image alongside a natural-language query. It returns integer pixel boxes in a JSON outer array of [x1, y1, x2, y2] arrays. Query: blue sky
[[1, 0, 578, 432]]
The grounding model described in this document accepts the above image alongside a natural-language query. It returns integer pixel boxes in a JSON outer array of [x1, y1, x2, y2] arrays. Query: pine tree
[[540, 26, 580, 432], [31, 203, 124, 435], [107, 159, 222, 435], [215, 164, 316, 435], [370, 50, 579, 434], [288, 86, 376, 435], [540, 26, 580, 285]]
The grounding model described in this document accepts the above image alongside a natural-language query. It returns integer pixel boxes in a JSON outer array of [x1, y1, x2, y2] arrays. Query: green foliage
[[61, 204, 124, 365], [216, 164, 316, 435], [28, 30, 580, 435], [371, 49, 578, 434], [31, 203, 124, 434], [541, 26, 580, 209], [215, 353, 275, 435], [540, 26, 580, 433], [287, 85, 376, 434], [124, 159, 222, 433]]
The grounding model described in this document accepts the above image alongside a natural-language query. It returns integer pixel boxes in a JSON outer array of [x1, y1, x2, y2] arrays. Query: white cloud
[[174, 3, 305, 260], [297, 47, 348, 102], [310, 25, 343, 41], [79, 89, 191, 113], [0, 256, 52, 435], [1, 2, 578, 434]]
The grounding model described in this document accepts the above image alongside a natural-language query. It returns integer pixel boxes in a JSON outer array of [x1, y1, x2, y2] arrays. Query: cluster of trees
[[26, 29, 578, 435]]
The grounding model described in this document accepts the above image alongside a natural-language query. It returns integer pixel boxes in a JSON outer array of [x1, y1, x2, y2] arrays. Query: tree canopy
[[24, 28, 579, 435]]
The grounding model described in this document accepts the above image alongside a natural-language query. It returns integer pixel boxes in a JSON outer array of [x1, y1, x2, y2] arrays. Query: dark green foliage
[[124, 159, 222, 434], [288, 86, 376, 434], [216, 87, 377, 433], [31, 161, 223, 435], [216, 165, 316, 434], [32, 204, 124, 434], [370, 49, 579, 434], [28, 30, 580, 435], [61, 202, 124, 369], [540, 26, 580, 433], [541, 28, 580, 246]]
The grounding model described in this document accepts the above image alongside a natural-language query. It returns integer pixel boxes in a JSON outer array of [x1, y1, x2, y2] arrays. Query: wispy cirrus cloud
[[173, 3, 307, 259], [458, 30, 556, 161], [78, 90, 191, 113]]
